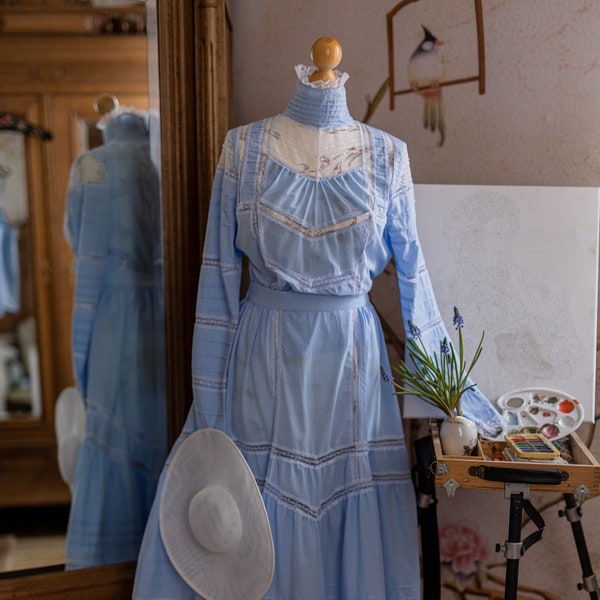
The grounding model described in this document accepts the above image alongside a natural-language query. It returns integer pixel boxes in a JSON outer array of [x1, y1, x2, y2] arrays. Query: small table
[[427, 423, 600, 600]]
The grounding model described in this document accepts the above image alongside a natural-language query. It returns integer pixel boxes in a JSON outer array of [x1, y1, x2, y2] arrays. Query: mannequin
[[133, 38, 504, 600], [308, 36, 342, 83], [93, 92, 119, 116]]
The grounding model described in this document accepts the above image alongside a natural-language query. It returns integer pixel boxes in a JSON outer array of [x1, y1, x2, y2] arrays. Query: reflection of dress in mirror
[[134, 38, 505, 599], [0, 165, 19, 419], [0, 165, 19, 318], [63, 108, 167, 569]]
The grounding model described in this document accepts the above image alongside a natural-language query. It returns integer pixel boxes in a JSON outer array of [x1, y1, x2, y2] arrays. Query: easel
[[423, 426, 600, 600], [467, 465, 598, 600], [559, 492, 599, 598]]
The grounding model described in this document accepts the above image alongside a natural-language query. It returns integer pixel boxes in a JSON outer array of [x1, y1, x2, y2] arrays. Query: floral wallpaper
[[438, 520, 489, 594], [230, 0, 600, 597]]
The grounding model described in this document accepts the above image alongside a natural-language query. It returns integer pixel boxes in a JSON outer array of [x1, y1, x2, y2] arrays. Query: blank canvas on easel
[[402, 184, 600, 423]]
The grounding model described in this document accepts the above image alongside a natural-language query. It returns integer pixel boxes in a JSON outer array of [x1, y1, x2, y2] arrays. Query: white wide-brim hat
[[159, 428, 274, 600], [54, 386, 86, 490]]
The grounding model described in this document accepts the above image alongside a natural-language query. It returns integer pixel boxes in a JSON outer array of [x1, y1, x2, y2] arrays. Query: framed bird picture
[[386, 0, 485, 146]]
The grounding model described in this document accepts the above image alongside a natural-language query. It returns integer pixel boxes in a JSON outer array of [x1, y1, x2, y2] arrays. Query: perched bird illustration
[[407, 25, 446, 146]]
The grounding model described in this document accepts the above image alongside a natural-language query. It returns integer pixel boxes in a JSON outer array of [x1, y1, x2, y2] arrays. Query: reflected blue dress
[[133, 67, 504, 599], [64, 112, 167, 569], [0, 170, 19, 317]]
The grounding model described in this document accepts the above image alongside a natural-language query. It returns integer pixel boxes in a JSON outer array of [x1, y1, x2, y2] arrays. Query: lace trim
[[70, 155, 107, 186], [271, 116, 362, 179], [294, 64, 349, 89]]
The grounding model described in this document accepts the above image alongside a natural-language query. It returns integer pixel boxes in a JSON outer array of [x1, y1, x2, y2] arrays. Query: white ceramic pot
[[439, 415, 478, 456]]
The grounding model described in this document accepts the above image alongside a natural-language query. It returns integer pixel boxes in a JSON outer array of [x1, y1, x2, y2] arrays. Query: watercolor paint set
[[504, 432, 560, 460]]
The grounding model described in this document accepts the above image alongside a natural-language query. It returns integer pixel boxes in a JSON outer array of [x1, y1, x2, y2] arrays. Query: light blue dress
[[63, 112, 167, 569], [133, 69, 504, 599], [0, 170, 19, 317]]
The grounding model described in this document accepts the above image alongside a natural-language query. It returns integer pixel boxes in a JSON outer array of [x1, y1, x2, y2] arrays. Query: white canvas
[[402, 184, 600, 423]]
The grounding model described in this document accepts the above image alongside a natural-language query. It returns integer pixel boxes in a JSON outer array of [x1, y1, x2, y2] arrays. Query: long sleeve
[[64, 154, 112, 400], [387, 140, 505, 438], [191, 131, 243, 430]]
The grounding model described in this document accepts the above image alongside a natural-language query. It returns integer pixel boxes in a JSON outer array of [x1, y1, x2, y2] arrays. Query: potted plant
[[389, 307, 484, 455]]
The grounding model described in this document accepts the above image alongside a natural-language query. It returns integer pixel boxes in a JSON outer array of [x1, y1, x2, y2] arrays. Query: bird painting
[[407, 25, 446, 146]]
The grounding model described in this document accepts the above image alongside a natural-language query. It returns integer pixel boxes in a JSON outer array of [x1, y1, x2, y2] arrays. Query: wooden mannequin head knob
[[309, 37, 342, 83], [94, 93, 119, 115]]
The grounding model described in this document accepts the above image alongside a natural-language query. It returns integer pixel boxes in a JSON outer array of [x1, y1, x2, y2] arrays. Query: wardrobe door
[[0, 94, 68, 507]]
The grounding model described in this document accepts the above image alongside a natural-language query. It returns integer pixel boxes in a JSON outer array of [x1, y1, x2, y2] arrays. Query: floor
[[0, 505, 68, 573]]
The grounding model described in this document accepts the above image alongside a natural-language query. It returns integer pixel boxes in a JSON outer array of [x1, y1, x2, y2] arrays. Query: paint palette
[[505, 432, 560, 460], [496, 387, 584, 439]]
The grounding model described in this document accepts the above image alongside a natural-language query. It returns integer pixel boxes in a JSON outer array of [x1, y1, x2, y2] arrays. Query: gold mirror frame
[[0, 0, 232, 596]]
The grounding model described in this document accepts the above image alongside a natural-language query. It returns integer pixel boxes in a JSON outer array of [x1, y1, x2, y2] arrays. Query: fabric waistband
[[247, 284, 369, 311]]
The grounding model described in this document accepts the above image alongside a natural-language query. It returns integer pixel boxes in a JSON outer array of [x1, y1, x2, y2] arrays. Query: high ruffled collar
[[283, 65, 353, 129]]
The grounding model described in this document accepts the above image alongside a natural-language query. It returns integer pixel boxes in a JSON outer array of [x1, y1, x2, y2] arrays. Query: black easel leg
[[504, 492, 524, 600], [561, 493, 599, 599], [413, 436, 440, 600]]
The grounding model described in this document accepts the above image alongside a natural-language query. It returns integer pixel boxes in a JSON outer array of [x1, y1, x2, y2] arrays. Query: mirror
[[0, 0, 159, 575], [0, 0, 232, 593]]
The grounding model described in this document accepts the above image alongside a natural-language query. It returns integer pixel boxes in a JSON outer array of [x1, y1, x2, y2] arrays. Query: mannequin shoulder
[[360, 121, 407, 150], [225, 116, 274, 145], [69, 150, 108, 186], [358, 122, 410, 166], [219, 116, 276, 173]]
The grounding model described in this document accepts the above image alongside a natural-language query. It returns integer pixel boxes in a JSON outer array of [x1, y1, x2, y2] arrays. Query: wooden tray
[[430, 423, 600, 499]]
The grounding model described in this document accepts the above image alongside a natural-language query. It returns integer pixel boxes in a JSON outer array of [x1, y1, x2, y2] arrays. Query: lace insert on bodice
[[270, 115, 365, 180], [70, 155, 107, 186]]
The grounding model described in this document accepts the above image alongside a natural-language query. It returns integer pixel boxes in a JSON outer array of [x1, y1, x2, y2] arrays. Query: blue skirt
[[134, 286, 420, 599]]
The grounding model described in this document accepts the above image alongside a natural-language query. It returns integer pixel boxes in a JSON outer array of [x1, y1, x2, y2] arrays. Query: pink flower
[[439, 521, 489, 577]]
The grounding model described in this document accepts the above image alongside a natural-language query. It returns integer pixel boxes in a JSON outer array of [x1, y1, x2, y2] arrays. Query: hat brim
[[159, 429, 274, 600], [54, 387, 85, 487]]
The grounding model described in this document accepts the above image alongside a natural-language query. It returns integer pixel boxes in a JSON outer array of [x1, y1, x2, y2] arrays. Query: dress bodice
[[225, 70, 400, 295]]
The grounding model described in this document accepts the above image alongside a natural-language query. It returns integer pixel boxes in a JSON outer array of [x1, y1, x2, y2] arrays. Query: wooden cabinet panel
[[0, 561, 136, 599], [0, 445, 68, 508]]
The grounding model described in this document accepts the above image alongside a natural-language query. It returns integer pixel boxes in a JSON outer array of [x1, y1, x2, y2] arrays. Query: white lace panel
[[270, 116, 365, 180], [70, 155, 107, 186]]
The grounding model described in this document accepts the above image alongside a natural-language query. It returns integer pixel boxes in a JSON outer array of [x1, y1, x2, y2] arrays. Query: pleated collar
[[283, 65, 353, 129]]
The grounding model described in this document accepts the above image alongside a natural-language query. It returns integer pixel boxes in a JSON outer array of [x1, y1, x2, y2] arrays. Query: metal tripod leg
[[496, 484, 546, 600], [560, 493, 599, 599], [502, 492, 525, 600]]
